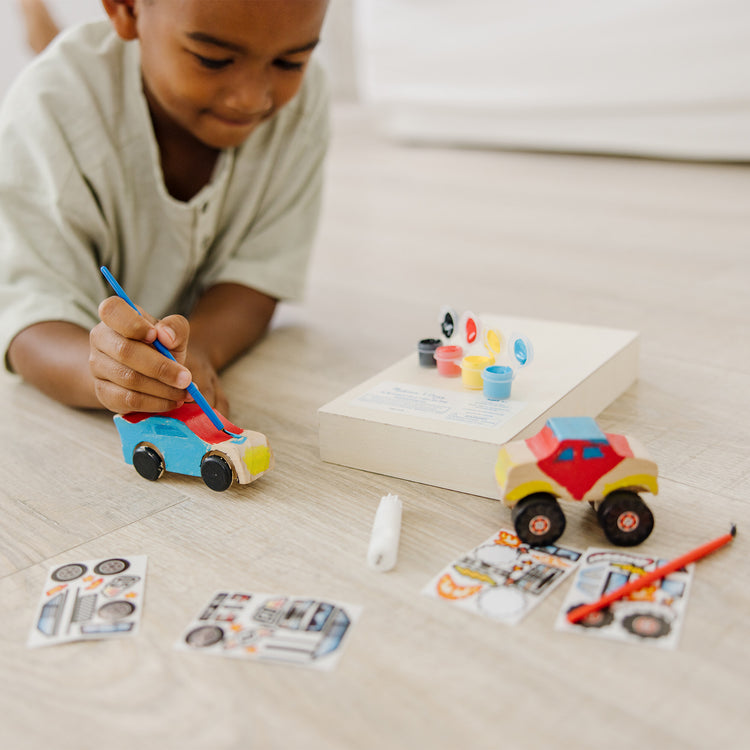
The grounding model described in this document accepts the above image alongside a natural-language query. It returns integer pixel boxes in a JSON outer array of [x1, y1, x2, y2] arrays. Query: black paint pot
[[418, 338, 442, 367]]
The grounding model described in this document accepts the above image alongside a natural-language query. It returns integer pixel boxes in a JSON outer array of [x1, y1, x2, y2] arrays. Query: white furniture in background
[[354, 0, 750, 160]]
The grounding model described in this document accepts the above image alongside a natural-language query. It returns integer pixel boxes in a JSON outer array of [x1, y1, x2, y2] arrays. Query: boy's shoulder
[[1, 20, 131, 136]]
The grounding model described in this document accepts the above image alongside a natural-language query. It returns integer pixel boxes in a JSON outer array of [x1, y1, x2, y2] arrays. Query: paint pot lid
[[509, 334, 534, 367], [459, 311, 482, 346], [438, 306, 459, 340], [483, 328, 503, 356]]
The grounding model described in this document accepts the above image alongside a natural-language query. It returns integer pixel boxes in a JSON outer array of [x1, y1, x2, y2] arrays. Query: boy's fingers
[[155, 314, 190, 361], [90, 348, 189, 400], [98, 296, 157, 343], [93, 377, 185, 415], [90, 321, 192, 390]]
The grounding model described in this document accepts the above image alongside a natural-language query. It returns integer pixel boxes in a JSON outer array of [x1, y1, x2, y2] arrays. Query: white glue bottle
[[367, 494, 403, 572]]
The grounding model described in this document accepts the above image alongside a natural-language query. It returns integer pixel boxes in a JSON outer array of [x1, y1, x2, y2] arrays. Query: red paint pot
[[434, 345, 463, 377]]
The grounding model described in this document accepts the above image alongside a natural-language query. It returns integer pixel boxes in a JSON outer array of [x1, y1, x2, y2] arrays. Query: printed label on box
[[352, 381, 525, 429]]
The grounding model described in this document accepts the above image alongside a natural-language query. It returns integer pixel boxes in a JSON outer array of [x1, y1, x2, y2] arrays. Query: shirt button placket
[[196, 201, 213, 257]]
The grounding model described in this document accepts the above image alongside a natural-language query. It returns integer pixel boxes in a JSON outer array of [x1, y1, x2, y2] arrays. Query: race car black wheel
[[201, 454, 233, 492], [598, 491, 654, 546], [511, 493, 566, 546], [133, 444, 164, 481]]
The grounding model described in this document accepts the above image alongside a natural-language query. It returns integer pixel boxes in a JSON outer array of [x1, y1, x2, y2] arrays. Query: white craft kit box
[[318, 314, 639, 499]]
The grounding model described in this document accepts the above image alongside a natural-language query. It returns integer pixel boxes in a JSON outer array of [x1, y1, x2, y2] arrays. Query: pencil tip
[[730, 523, 737, 537]]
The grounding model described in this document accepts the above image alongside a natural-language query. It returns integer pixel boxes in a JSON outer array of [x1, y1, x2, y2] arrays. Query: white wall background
[[354, 0, 750, 159], [2, 1, 748, 160]]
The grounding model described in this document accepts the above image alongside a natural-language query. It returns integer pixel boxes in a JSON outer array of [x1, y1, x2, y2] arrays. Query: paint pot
[[482, 365, 514, 400], [459, 311, 482, 346], [417, 338, 442, 367], [509, 334, 534, 368], [438, 306, 459, 341], [461, 354, 495, 389], [434, 345, 463, 377]]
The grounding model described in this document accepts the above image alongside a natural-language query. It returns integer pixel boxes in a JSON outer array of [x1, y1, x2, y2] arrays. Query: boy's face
[[133, 0, 328, 150]]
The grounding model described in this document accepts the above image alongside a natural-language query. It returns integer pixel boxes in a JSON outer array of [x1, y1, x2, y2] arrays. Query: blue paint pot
[[482, 365, 514, 400], [418, 338, 442, 367]]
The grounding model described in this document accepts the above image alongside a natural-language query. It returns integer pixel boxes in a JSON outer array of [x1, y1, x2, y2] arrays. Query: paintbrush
[[100, 266, 238, 437], [567, 524, 737, 624]]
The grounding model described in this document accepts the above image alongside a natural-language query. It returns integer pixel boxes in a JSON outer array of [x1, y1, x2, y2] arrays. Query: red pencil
[[567, 524, 737, 625]]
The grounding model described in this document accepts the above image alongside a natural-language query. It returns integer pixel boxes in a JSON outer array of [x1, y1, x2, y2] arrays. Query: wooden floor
[[1, 103, 749, 750]]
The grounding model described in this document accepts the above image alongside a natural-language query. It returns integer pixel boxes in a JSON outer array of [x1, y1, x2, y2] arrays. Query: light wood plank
[[0, 103, 749, 750]]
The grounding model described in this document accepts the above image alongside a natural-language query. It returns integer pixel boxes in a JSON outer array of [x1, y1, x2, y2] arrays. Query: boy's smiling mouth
[[211, 109, 272, 129]]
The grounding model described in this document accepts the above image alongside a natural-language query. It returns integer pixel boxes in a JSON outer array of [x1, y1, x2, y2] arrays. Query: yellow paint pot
[[461, 354, 495, 389]]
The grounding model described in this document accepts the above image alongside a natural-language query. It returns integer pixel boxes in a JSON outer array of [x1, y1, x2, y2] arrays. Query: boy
[[0, 0, 330, 416]]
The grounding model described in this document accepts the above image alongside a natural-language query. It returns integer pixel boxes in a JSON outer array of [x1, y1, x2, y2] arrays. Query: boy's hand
[[185, 347, 230, 417], [90, 296, 193, 414]]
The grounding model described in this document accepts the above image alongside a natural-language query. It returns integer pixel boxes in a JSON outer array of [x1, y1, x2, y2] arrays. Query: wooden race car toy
[[114, 403, 273, 492], [495, 417, 658, 546]]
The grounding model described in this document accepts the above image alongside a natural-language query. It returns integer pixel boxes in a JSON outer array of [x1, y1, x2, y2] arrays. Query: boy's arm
[[7, 285, 275, 414], [8, 305, 193, 412], [184, 284, 277, 416], [187, 283, 277, 373], [8, 321, 100, 408]]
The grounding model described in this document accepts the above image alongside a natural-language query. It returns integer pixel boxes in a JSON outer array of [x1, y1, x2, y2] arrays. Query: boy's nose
[[224, 72, 273, 117]]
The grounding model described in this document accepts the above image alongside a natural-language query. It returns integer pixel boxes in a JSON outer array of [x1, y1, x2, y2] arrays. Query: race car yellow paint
[[244, 444, 272, 476]]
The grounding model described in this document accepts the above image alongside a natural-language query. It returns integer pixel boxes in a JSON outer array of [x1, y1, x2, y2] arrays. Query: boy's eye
[[273, 58, 306, 72], [194, 54, 233, 71]]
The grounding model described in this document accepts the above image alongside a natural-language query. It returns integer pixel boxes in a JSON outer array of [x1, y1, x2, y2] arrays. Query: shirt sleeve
[[198, 61, 331, 302], [0, 75, 112, 371]]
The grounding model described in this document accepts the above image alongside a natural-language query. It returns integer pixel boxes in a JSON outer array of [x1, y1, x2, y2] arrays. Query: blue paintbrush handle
[[100, 266, 226, 432]]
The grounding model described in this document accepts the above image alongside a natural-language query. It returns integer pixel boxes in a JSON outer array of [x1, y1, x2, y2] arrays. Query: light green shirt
[[0, 20, 329, 370]]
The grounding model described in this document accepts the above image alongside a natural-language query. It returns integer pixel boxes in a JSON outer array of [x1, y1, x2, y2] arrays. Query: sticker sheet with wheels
[[554, 547, 691, 650], [28, 555, 148, 648]]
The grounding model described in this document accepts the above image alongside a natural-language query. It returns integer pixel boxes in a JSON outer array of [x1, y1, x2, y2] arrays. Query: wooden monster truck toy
[[495, 417, 658, 547]]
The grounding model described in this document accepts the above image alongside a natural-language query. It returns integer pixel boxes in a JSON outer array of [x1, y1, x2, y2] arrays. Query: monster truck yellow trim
[[494, 448, 516, 486], [503, 480, 558, 506], [244, 445, 272, 476], [603, 474, 659, 496]]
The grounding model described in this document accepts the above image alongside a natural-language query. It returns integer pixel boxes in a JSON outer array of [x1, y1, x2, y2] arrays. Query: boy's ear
[[101, 0, 139, 41]]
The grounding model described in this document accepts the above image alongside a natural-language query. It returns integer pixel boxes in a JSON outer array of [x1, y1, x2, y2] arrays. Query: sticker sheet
[[28, 556, 147, 648], [175, 591, 361, 670], [554, 548, 694, 649], [423, 529, 582, 624]]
